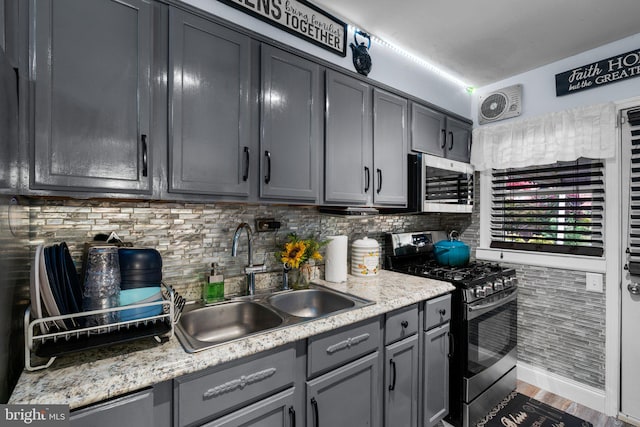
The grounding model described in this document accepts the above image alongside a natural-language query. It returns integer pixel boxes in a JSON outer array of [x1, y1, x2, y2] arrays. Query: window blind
[[491, 158, 605, 256], [626, 108, 640, 273]]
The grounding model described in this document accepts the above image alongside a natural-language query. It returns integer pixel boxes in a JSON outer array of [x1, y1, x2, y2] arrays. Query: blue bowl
[[119, 287, 162, 321]]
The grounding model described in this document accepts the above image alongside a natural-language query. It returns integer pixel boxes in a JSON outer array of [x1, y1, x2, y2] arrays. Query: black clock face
[[354, 51, 372, 76]]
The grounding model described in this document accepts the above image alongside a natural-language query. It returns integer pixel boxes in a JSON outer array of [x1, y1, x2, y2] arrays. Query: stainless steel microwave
[[405, 153, 474, 213]]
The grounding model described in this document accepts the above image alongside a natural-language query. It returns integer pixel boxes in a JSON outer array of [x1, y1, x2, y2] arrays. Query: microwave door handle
[[466, 289, 518, 320]]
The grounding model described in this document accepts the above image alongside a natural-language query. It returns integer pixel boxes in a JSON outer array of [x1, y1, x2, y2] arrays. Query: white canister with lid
[[351, 237, 380, 276]]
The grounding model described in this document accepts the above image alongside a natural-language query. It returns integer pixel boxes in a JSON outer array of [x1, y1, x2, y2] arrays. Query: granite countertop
[[10, 270, 454, 409]]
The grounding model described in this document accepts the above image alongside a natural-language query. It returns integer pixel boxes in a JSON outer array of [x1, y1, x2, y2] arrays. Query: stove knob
[[493, 280, 504, 291], [474, 286, 486, 298], [503, 277, 512, 288], [483, 284, 494, 295], [511, 277, 519, 287]]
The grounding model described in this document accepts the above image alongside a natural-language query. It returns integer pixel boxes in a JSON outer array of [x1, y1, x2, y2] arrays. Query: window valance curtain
[[470, 102, 617, 171]]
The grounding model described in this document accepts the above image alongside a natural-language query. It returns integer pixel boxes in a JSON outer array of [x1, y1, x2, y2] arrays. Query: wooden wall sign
[[218, 0, 347, 56], [555, 48, 640, 96]]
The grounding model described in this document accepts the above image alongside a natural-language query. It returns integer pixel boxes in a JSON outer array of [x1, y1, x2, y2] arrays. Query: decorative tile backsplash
[[27, 187, 607, 390], [28, 198, 453, 298]]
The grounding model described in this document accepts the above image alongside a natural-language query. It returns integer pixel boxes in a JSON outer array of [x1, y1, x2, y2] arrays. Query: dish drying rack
[[24, 282, 184, 371]]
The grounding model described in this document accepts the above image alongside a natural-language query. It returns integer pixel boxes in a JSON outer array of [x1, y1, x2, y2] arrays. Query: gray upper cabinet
[[260, 44, 320, 202], [324, 69, 372, 205], [410, 102, 471, 163], [31, 0, 152, 193], [0, 42, 17, 191], [168, 8, 252, 197], [373, 88, 408, 206], [410, 102, 446, 157], [445, 116, 472, 163], [325, 72, 408, 207]]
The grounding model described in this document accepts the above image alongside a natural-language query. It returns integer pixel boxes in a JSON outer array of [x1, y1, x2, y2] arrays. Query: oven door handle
[[466, 289, 517, 320]]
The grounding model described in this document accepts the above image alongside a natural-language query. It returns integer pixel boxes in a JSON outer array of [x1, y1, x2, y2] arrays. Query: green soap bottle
[[203, 263, 224, 304]]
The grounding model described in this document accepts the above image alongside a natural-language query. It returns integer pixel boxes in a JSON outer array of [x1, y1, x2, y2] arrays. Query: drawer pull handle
[[202, 367, 277, 399], [439, 308, 446, 316], [325, 333, 370, 354], [400, 320, 409, 328]]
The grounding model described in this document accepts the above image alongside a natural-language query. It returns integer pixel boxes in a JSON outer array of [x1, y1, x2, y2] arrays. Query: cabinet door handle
[[440, 129, 446, 148], [401, 320, 409, 328], [311, 397, 319, 427], [376, 168, 382, 194], [448, 131, 454, 150], [141, 134, 148, 177], [242, 147, 250, 181], [388, 359, 397, 391], [447, 331, 454, 358], [289, 406, 296, 427], [364, 166, 370, 192], [264, 150, 271, 184]]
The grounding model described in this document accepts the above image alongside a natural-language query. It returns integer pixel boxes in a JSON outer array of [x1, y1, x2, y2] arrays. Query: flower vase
[[291, 263, 313, 290]]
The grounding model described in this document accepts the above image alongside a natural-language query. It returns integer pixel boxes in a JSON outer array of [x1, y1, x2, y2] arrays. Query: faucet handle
[[244, 264, 267, 274]]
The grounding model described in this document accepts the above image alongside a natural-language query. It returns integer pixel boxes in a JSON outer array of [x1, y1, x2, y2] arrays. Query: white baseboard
[[516, 361, 606, 413]]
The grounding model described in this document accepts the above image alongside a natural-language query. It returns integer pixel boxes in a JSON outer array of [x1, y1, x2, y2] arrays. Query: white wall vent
[[478, 84, 522, 124]]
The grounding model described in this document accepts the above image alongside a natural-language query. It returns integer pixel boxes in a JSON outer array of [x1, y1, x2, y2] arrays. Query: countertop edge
[[9, 270, 454, 409]]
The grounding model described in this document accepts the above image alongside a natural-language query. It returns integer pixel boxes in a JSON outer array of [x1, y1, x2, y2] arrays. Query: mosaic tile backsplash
[[26, 188, 606, 390]]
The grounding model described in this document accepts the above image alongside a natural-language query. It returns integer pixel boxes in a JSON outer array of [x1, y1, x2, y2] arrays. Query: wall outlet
[[255, 218, 281, 232], [585, 272, 603, 293]]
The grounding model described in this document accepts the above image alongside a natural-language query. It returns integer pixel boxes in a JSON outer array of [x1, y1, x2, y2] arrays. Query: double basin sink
[[175, 285, 374, 353]]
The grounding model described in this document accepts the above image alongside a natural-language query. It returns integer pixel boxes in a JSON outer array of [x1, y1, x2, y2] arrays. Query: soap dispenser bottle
[[203, 263, 224, 304]]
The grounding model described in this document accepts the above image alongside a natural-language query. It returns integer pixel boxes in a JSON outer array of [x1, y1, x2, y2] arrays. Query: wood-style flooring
[[515, 380, 633, 427], [440, 380, 636, 427]]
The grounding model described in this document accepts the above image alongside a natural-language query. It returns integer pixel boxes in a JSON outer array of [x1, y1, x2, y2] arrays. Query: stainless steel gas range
[[385, 231, 518, 427]]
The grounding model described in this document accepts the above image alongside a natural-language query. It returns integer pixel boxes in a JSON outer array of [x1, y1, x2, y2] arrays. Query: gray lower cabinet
[[203, 388, 296, 427], [410, 101, 472, 163], [31, 0, 152, 193], [324, 70, 408, 207], [384, 334, 419, 427], [70, 382, 172, 427], [260, 44, 321, 202], [174, 345, 296, 427], [423, 295, 452, 427], [168, 7, 252, 197], [306, 351, 381, 427]]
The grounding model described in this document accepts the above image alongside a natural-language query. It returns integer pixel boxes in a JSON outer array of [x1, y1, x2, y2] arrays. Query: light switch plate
[[585, 272, 603, 293]]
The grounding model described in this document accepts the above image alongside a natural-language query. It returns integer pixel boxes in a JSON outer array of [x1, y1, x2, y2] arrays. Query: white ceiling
[[310, 0, 640, 87]]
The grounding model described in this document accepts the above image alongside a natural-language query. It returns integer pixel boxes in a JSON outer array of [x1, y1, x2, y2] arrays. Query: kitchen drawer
[[174, 345, 295, 427], [424, 294, 451, 330], [385, 303, 418, 345], [70, 389, 154, 427], [307, 317, 381, 378]]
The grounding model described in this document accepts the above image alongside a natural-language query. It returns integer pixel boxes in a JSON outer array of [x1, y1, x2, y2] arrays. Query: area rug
[[475, 391, 593, 427]]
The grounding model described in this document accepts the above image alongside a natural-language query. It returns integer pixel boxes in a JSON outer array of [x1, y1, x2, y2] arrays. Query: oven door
[[463, 287, 518, 402]]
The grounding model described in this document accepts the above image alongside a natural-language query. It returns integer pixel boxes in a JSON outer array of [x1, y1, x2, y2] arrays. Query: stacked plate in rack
[[30, 242, 83, 331]]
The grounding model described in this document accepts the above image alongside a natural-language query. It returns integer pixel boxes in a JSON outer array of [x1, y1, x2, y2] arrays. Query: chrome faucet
[[231, 223, 266, 295]]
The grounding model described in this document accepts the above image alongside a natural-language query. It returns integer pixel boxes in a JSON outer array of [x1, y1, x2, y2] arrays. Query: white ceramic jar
[[351, 237, 380, 277]]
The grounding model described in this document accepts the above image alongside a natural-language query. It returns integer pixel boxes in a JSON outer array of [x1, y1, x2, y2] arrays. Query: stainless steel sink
[[266, 288, 355, 318], [175, 285, 374, 353], [175, 301, 284, 352]]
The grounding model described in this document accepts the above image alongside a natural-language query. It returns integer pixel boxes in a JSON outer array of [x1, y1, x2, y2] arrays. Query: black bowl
[[118, 248, 162, 271]]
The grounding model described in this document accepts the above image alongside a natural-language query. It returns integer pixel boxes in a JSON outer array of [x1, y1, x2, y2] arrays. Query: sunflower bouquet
[[277, 234, 326, 269], [276, 234, 328, 289]]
